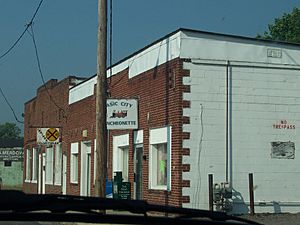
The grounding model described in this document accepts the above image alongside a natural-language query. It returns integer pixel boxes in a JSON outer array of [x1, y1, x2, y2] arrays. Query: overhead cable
[[27, 25, 65, 116], [0, 87, 24, 124], [0, 0, 44, 60]]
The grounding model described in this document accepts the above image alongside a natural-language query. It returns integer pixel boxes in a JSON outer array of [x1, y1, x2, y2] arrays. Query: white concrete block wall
[[183, 61, 300, 214], [183, 64, 227, 210]]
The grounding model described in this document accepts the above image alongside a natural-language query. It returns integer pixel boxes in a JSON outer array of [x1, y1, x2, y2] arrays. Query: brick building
[[24, 28, 300, 214]]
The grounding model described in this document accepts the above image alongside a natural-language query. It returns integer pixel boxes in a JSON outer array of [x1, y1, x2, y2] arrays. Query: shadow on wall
[[231, 188, 249, 215]]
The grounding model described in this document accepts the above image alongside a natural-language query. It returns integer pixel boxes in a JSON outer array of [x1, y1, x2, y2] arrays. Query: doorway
[[80, 142, 91, 196], [62, 154, 67, 195], [38, 154, 42, 194], [134, 145, 143, 200], [42, 153, 46, 194]]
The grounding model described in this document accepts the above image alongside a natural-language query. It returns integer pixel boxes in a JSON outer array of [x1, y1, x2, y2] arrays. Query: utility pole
[[95, 0, 107, 198]]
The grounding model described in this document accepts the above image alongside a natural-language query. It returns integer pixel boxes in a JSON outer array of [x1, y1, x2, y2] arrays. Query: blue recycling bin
[[105, 179, 113, 198]]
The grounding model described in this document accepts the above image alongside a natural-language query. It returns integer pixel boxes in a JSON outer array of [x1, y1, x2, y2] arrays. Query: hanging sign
[[107, 99, 138, 130], [37, 128, 60, 144]]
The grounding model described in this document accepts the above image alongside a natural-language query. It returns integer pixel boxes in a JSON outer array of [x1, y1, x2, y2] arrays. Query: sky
[[0, 0, 300, 131]]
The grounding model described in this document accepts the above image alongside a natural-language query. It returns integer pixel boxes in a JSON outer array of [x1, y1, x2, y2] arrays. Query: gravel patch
[[240, 213, 300, 225]]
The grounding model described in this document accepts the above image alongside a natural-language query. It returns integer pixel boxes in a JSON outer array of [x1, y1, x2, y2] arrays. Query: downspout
[[225, 61, 230, 183]]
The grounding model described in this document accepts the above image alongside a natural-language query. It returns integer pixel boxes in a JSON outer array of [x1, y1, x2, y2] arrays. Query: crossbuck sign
[[37, 128, 60, 144]]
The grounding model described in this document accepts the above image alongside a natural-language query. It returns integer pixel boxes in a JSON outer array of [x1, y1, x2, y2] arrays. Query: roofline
[[24, 96, 37, 105], [110, 27, 300, 70], [69, 73, 97, 91], [179, 27, 300, 47], [69, 27, 300, 90], [25, 76, 87, 105]]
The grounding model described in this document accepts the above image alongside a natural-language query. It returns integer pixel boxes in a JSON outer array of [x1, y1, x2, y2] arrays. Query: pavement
[[2, 212, 300, 224], [241, 213, 300, 225]]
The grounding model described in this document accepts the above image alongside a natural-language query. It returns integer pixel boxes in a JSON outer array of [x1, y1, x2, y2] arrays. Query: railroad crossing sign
[[46, 128, 59, 141], [37, 128, 60, 144]]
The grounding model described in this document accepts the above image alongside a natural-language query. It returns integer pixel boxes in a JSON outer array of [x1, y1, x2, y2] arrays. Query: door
[[134, 146, 143, 200], [62, 154, 67, 195], [38, 154, 42, 194], [87, 153, 91, 196], [80, 142, 91, 196], [42, 153, 46, 194]]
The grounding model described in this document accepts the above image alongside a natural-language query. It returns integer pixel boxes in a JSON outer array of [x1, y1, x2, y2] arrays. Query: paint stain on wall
[[271, 141, 295, 159]]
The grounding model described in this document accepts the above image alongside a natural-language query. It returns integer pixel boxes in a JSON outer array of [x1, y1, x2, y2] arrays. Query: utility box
[[213, 182, 232, 202]]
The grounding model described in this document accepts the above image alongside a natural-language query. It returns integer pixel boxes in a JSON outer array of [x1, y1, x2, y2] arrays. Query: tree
[[257, 7, 300, 43], [0, 122, 21, 139]]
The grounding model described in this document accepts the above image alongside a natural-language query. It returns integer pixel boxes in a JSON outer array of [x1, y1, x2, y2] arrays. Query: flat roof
[[70, 27, 300, 91]]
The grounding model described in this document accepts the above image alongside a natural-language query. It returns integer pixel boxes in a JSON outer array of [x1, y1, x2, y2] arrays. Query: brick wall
[[23, 77, 78, 194], [64, 58, 186, 206], [23, 58, 188, 207]]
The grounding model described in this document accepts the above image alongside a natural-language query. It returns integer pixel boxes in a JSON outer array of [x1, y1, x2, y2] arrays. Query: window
[[70, 142, 79, 183], [25, 149, 31, 182], [54, 144, 62, 185], [154, 144, 167, 186], [149, 126, 171, 190], [4, 161, 12, 167], [112, 134, 129, 182], [45, 147, 54, 184], [120, 146, 129, 182], [32, 148, 38, 182]]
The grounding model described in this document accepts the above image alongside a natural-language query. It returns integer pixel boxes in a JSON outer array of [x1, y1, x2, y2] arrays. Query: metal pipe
[[225, 61, 229, 182], [208, 174, 213, 211], [249, 173, 255, 215]]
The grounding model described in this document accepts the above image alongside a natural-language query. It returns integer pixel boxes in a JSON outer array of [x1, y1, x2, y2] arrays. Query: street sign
[[46, 128, 59, 141], [37, 128, 60, 144]]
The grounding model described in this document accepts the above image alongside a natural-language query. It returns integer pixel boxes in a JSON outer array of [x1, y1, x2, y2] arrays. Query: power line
[[107, 0, 113, 96], [109, 0, 113, 76], [27, 25, 65, 116], [0, 0, 44, 60], [0, 0, 44, 124], [0, 87, 24, 124]]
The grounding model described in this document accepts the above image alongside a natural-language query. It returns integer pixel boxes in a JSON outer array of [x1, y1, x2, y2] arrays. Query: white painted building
[[179, 30, 300, 214]]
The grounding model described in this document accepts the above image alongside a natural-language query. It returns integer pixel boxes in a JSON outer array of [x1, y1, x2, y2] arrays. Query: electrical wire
[[0, 0, 44, 60], [109, 0, 113, 79], [27, 25, 65, 116], [107, 0, 113, 96], [0, 0, 44, 124], [0, 86, 24, 124]]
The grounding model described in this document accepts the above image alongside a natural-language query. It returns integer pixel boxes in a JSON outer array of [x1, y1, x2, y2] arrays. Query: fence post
[[249, 173, 255, 215], [208, 174, 213, 211]]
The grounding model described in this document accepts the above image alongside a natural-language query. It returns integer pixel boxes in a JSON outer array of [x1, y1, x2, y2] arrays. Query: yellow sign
[[45, 128, 59, 142]]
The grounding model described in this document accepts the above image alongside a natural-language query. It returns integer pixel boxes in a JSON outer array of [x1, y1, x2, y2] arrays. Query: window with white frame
[[54, 143, 62, 185], [31, 148, 38, 182], [119, 146, 129, 181], [25, 149, 31, 181], [70, 142, 79, 183], [45, 147, 54, 184], [153, 143, 167, 186], [149, 126, 171, 190], [112, 134, 129, 182]]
